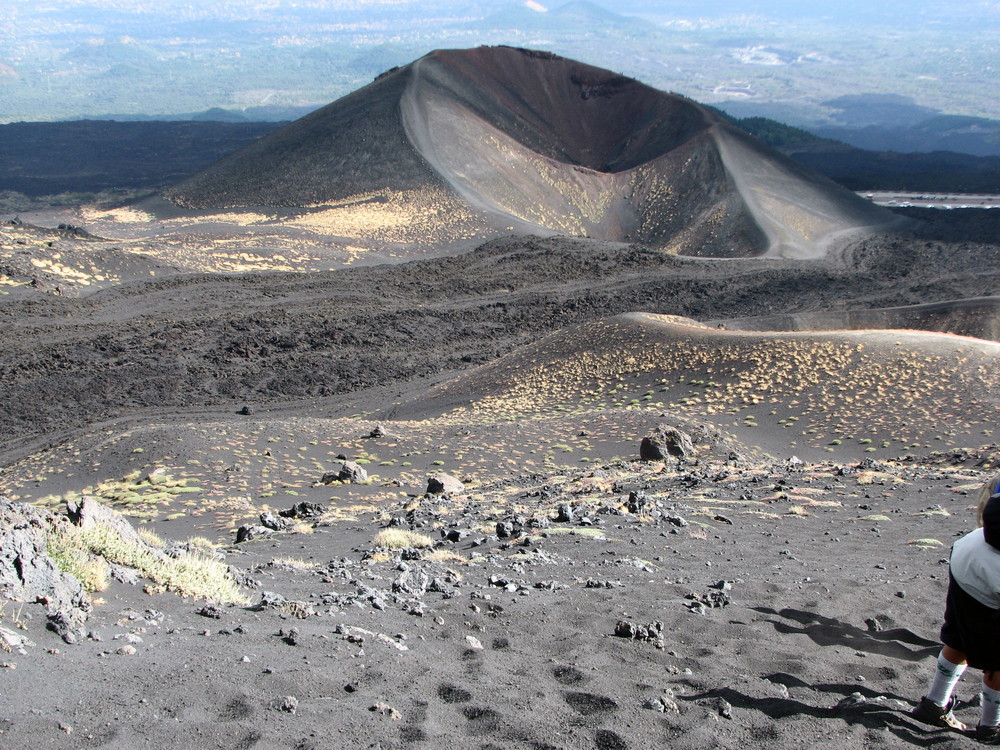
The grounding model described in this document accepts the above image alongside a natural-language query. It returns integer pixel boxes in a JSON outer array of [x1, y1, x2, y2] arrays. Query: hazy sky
[[1, 0, 997, 122]]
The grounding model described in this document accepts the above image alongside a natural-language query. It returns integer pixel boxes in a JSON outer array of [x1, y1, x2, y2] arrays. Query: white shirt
[[951, 528, 1000, 609]]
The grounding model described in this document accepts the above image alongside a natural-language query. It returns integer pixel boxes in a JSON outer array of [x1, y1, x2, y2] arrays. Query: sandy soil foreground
[[1, 427, 995, 750]]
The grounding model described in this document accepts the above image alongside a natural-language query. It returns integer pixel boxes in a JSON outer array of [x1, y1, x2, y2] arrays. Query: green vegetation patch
[[48, 521, 247, 604]]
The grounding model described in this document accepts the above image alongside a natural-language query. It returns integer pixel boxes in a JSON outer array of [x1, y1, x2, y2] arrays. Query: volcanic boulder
[[641, 426, 695, 460]]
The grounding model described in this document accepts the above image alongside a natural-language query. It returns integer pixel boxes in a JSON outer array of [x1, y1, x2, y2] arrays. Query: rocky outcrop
[[66, 495, 146, 549], [0, 497, 91, 643]]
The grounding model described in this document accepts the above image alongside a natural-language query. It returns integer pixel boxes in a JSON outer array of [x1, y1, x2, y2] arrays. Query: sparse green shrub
[[53, 520, 247, 603], [45, 529, 110, 592]]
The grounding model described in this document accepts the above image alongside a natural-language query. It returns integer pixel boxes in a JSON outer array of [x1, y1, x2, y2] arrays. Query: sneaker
[[975, 724, 1000, 744], [911, 696, 967, 731]]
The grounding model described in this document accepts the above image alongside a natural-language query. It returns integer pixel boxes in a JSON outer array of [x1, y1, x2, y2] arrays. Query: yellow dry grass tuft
[[52, 521, 248, 604], [908, 538, 944, 548], [423, 550, 468, 565], [137, 527, 165, 548], [372, 529, 436, 549], [45, 529, 111, 593]]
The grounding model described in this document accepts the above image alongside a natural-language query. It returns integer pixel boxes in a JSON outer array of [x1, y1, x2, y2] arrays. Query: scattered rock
[[110, 565, 141, 585], [369, 702, 402, 720], [253, 591, 288, 610], [323, 461, 368, 484], [836, 692, 889, 711], [685, 589, 731, 613], [640, 426, 694, 461], [642, 696, 680, 713], [279, 502, 326, 520], [664, 514, 689, 528], [282, 601, 315, 619], [626, 491, 653, 514], [427, 473, 464, 495], [235, 525, 272, 543], [259, 512, 292, 531], [442, 528, 470, 543], [0, 625, 34, 655], [713, 697, 733, 719], [393, 568, 430, 596], [614, 620, 665, 648], [198, 605, 224, 619], [585, 578, 619, 589]]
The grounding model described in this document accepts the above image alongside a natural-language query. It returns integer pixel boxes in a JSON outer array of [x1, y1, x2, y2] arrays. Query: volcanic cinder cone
[[162, 46, 898, 258]]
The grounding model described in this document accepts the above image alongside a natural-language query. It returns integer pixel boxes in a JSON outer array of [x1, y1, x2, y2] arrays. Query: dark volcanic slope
[[718, 296, 1000, 341], [161, 47, 895, 258], [0, 120, 282, 197], [4, 210, 1000, 453], [163, 63, 445, 209]]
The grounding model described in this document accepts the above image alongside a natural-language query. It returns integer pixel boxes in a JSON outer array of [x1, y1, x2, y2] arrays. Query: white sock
[[981, 685, 1000, 727], [926, 651, 966, 706]]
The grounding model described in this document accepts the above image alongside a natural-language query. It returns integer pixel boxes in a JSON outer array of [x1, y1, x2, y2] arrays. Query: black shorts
[[941, 573, 1000, 670]]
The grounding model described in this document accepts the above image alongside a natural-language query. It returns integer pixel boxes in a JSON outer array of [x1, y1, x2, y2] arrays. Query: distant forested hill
[[0, 120, 283, 199], [0, 116, 997, 212]]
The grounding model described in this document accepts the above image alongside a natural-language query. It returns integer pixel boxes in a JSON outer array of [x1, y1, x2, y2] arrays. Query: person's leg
[[977, 670, 1000, 740], [943, 646, 968, 666], [912, 646, 968, 730], [926, 647, 968, 706]]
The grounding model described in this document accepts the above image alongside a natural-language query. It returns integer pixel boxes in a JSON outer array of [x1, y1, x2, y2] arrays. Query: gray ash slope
[[3, 209, 1000, 455], [159, 46, 895, 258]]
